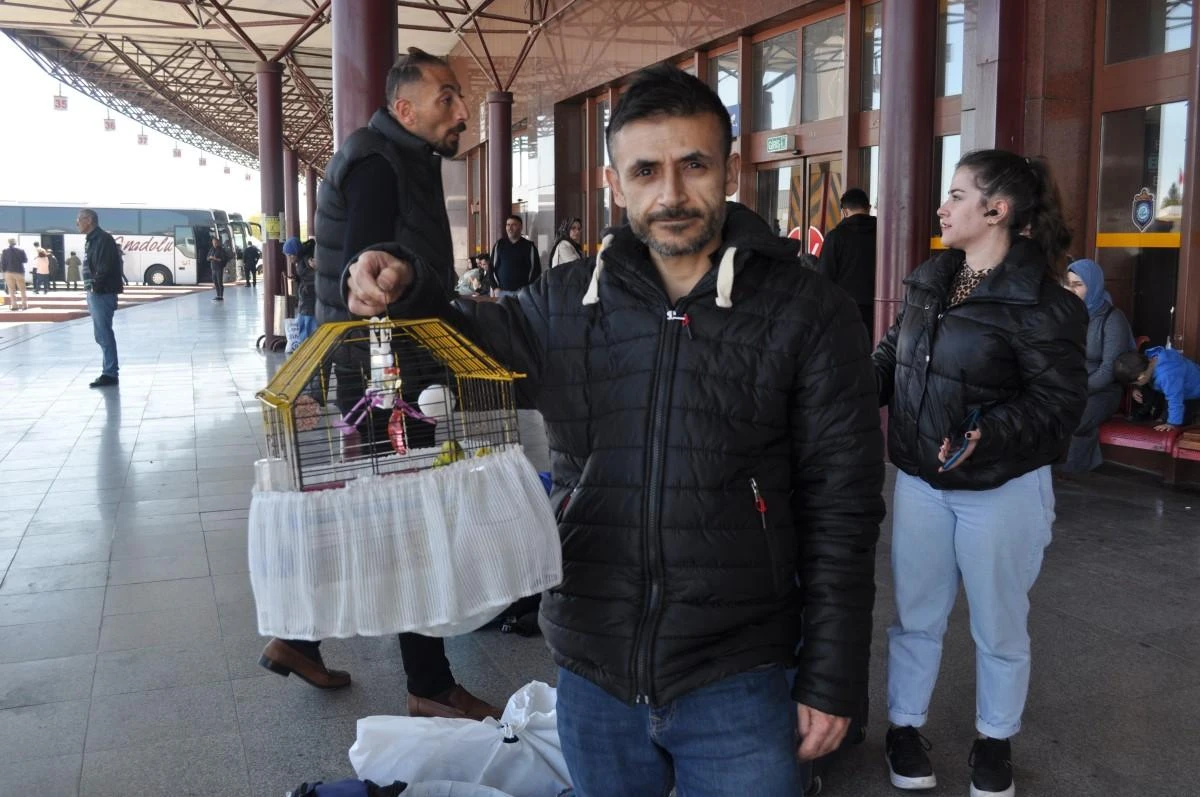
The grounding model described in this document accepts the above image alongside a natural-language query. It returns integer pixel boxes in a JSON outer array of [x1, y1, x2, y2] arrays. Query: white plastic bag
[[349, 681, 570, 797]]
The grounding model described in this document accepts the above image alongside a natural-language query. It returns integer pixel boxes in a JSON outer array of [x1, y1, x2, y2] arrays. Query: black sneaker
[[969, 737, 1014, 797], [885, 726, 936, 790], [89, 374, 118, 388]]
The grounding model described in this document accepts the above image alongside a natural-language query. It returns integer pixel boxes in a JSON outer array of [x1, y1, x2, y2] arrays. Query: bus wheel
[[145, 265, 173, 286]]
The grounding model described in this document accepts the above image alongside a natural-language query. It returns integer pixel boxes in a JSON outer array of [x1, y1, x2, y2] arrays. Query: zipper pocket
[[751, 478, 785, 594], [554, 487, 577, 522]]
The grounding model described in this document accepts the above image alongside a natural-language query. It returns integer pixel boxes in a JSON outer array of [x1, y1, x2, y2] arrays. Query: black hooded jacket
[[873, 238, 1088, 490], [354, 203, 885, 716]]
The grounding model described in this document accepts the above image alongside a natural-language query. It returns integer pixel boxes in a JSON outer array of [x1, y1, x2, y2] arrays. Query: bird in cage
[[249, 317, 561, 642]]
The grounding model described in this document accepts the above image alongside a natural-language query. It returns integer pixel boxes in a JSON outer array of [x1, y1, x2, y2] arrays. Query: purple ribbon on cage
[[333, 390, 438, 435]]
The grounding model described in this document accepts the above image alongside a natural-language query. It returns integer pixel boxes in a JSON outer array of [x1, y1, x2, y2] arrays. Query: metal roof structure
[[1, 1, 580, 172]]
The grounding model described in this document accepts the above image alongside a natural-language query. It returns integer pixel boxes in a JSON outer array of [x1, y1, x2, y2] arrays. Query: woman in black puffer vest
[[873, 150, 1087, 797]]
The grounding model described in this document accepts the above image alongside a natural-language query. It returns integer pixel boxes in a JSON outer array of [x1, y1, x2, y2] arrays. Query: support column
[[257, 60, 285, 350], [306, 166, 319, 239], [876, 0, 937, 342], [1177, 14, 1200, 355], [332, 0, 397, 148], [487, 90, 513, 246], [284, 149, 300, 239]]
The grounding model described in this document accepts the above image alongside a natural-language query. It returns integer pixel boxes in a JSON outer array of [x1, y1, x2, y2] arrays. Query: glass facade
[[753, 31, 798, 131], [595, 99, 610, 166], [932, 134, 962, 235], [709, 51, 741, 137], [802, 16, 846, 122], [861, 3, 883, 111], [1095, 101, 1187, 346], [1105, 0, 1193, 64], [937, 0, 965, 96]]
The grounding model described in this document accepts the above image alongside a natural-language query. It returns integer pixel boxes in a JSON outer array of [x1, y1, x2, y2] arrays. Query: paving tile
[[85, 682, 237, 753], [240, 714, 356, 797], [92, 644, 230, 696], [0, 654, 96, 710], [203, 528, 248, 553], [0, 753, 82, 796], [105, 552, 210, 586], [108, 531, 207, 562], [207, 545, 250, 576], [102, 576, 215, 616], [81, 732, 249, 797], [0, 618, 100, 664], [198, 491, 253, 513], [0, 587, 105, 627], [0, 699, 90, 762], [0, 562, 110, 595], [211, 572, 255, 606], [119, 481, 200, 501], [98, 603, 221, 652], [9, 540, 112, 569]]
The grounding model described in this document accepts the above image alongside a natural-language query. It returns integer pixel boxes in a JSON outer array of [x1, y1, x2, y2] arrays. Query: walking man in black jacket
[[77, 208, 123, 387], [489, 215, 541, 295], [817, 187, 877, 334], [263, 46, 502, 724], [345, 65, 885, 797]]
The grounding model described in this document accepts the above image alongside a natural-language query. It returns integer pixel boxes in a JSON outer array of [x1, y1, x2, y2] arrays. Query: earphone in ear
[[984, 209, 999, 217]]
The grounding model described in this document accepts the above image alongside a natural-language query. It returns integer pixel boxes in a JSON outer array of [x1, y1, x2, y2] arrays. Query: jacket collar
[[367, 108, 440, 164], [905, 237, 1051, 306]]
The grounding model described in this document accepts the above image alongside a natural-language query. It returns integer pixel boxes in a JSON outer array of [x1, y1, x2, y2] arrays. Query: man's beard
[[630, 204, 725, 257], [433, 123, 468, 157]]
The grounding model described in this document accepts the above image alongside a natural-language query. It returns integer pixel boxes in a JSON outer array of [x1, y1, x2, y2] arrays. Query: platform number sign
[[53, 95, 67, 111], [137, 134, 148, 145], [1131, 187, 1155, 232], [199, 157, 207, 166], [173, 148, 181, 158], [103, 118, 115, 131]]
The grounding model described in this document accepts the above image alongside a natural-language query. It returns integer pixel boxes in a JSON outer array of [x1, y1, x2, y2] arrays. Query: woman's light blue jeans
[[887, 467, 1054, 739]]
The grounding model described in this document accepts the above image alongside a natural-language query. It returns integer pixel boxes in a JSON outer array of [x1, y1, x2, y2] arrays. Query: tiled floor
[[0, 286, 1197, 796]]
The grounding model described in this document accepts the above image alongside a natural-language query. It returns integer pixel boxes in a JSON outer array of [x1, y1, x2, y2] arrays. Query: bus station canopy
[[0, 1, 554, 172]]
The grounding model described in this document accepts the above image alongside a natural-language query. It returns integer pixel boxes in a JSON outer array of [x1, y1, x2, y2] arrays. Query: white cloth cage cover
[[248, 445, 561, 639]]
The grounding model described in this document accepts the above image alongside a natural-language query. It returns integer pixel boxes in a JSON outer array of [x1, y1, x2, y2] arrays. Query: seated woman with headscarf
[[1062, 259, 1135, 472]]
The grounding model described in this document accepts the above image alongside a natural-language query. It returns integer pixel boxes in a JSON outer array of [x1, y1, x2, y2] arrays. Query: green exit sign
[[766, 134, 793, 153]]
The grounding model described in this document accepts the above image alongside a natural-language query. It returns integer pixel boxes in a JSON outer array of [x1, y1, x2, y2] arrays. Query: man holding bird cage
[[345, 64, 885, 797]]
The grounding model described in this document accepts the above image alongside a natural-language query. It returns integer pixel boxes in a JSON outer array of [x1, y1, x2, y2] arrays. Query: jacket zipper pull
[[665, 309, 694, 340], [749, 478, 767, 529]]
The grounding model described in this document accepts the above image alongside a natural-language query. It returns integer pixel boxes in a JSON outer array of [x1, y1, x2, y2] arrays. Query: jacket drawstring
[[715, 245, 737, 308], [582, 233, 614, 306]]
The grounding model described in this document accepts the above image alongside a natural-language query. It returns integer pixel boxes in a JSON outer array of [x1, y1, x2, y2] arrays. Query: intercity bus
[[0, 203, 238, 286]]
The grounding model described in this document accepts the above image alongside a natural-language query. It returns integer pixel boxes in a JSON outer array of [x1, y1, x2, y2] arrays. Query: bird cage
[[249, 317, 561, 641]]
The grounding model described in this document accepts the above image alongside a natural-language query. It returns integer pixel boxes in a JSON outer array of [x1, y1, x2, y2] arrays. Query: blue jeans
[[87, 291, 119, 378], [295, 314, 317, 344], [557, 667, 806, 797], [887, 467, 1054, 739]]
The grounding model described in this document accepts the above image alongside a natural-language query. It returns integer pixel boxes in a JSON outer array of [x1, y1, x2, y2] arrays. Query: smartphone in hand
[[941, 407, 982, 471]]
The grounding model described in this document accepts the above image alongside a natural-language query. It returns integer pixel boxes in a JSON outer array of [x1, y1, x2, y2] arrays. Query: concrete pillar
[[332, 0, 397, 148], [256, 61, 285, 349], [487, 90, 513, 246], [306, 166, 319, 240], [876, 0, 937, 342], [284, 148, 300, 239]]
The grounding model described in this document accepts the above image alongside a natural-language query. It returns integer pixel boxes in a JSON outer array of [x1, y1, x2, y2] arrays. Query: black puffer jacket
[[360, 204, 885, 716], [873, 239, 1087, 490]]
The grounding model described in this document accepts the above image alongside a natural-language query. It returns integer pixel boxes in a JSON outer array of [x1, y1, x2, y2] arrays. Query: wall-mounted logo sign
[[1131, 187, 1155, 232]]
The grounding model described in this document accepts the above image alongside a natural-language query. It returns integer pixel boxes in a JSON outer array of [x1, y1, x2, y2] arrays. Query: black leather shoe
[[258, 638, 351, 690], [89, 375, 118, 388]]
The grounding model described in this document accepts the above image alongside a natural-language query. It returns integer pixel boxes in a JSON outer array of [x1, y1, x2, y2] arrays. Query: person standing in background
[[549, 218, 584, 268], [243, 240, 261, 287], [77, 208, 124, 388], [489, 215, 541, 295], [1, 239, 28, 310], [817, 188, 877, 334], [66, 251, 82, 290], [208, 233, 228, 301]]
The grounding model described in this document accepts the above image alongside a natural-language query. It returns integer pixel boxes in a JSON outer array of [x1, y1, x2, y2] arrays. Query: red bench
[[1098, 418, 1182, 453]]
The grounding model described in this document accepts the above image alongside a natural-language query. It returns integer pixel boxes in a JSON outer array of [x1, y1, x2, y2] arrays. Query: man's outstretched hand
[[346, 250, 414, 317]]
